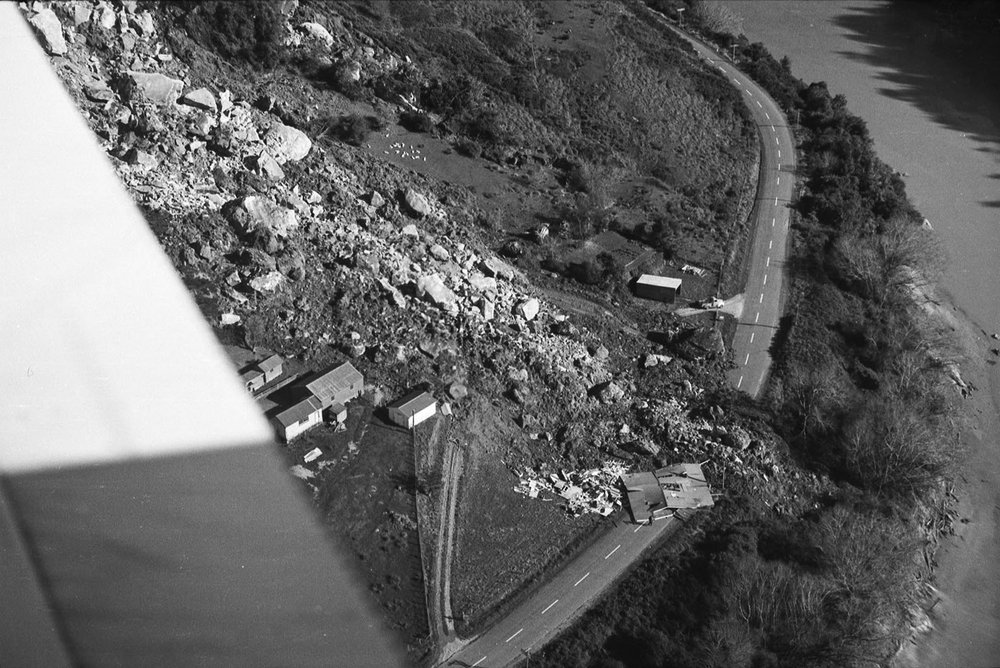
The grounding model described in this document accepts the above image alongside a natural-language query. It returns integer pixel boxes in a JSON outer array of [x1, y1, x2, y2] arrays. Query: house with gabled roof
[[273, 396, 323, 442], [387, 390, 437, 429], [305, 362, 364, 410], [241, 354, 284, 393]]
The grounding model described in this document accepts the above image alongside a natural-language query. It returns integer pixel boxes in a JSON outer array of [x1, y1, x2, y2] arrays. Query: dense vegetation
[[539, 3, 961, 667]]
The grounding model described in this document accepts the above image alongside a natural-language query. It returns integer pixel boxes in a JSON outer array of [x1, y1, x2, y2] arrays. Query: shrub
[[399, 110, 435, 133], [314, 114, 384, 147], [175, 0, 286, 70]]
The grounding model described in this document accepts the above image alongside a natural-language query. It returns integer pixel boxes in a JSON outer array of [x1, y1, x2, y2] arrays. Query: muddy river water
[[732, 2, 1000, 665]]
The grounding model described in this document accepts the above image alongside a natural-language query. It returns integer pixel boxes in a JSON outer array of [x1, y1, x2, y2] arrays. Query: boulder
[[369, 190, 385, 208], [480, 298, 495, 321], [403, 188, 432, 216], [131, 10, 155, 36], [721, 427, 752, 451], [588, 344, 609, 361], [180, 87, 217, 112], [416, 274, 458, 311], [277, 251, 306, 281], [401, 224, 420, 237], [28, 9, 67, 56], [480, 257, 514, 281], [225, 196, 299, 239], [448, 383, 469, 401], [123, 147, 157, 168], [249, 271, 284, 293], [299, 21, 334, 48], [264, 122, 311, 163], [378, 277, 407, 308], [468, 274, 497, 293], [592, 381, 625, 404], [642, 353, 673, 368], [83, 79, 115, 103], [98, 4, 116, 30], [253, 151, 285, 181], [123, 71, 184, 106], [429, 244, 450, 262], [624, 439, 661, 457], [220, 313, 241, 326], [516, 298, 540, 321]]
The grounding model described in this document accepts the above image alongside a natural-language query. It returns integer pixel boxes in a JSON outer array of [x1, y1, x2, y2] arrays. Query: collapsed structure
[[620, 462, 713, 523]]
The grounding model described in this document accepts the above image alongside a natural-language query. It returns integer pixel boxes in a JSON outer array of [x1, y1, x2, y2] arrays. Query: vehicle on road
[[698, 297, 725, 309]]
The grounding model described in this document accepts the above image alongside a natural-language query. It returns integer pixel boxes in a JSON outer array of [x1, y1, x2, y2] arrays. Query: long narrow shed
[[387, 391, 437, 429], [634, 274, 682, 303]]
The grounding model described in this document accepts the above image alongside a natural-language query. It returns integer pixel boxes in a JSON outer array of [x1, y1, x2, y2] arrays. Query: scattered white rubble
[[514, 460, 628, 517]]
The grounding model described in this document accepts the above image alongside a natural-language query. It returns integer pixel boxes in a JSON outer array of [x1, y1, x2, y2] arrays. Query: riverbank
[[895, 295, 1000, 667]]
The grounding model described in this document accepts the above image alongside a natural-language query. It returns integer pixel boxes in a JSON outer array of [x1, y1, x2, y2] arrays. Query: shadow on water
[[828, 2, 1000, 163]]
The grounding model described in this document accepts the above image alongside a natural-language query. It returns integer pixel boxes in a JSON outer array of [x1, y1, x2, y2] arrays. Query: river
[[732, 2, 1000, 666]]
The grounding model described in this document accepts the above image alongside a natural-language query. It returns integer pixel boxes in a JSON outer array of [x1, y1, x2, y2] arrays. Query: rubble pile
[[513, 460, 629, 517]]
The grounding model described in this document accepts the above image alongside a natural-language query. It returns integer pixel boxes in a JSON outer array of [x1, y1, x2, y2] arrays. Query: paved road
[[440, 24, 795, 668], [668, 27, 797, 398], [439, 513, 686, 668]]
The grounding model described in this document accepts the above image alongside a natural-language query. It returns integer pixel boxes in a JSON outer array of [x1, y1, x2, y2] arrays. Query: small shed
[[273, 396, 323, 442], [634, 274, 682, 303], [306, 362, 364, 409], [241, 354, 284, 393], [387, 391, 437, 429], [258, 354, 283, 382]]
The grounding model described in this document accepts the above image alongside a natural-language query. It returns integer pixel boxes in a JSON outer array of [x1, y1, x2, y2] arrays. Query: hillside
[[22, 1, 969, 666]]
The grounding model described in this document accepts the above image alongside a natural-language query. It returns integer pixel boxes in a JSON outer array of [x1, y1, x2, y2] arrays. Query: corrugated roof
[[274, 396, 322, 428], [637, 274, 682, 289], [390, 390, 436, 416], [257, 354, 283, 374], [305, 362, 363, 405]]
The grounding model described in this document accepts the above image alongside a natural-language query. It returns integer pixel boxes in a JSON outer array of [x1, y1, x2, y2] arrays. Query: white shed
[[634, 274, 682, 303], [387, 391, 437, 429]]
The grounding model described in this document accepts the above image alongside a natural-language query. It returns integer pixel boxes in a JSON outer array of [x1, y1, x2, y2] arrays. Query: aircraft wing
[[0, 5, 404, 665]]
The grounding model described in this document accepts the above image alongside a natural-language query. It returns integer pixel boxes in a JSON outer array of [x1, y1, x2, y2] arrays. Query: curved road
[[439, 22, 796, 668], [670, 26, 797, 398], [439, 512, 687, 667]]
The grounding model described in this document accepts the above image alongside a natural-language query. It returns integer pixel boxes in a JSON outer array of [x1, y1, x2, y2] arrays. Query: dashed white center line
[[777, 176, 780, 185], [506, 629, 523, 643], [542, 600, 559, 615], [574, 573, 590, 587], [633, 524, 643, 533], [472, 656, 487, 667], [778, 149, 781, 159], [744, 352, 751, 364], [775, 136, 779, 144], [763, 274, 768, 286], [765, 111, 770, 119], [769, 240, 773, 249], [749, 331, 755, 343], [759, 293, 764, 304], [733, 78, 740, 84], [772, 217, 775, 227], [605, 545, 621, 560], [744, 88, 751, 94], [755, 312, 760, 323], [756, 100, 762, 108], [766, 256, 771, 267], [774, 196, 778, 206], [737, 375, 744, 388]]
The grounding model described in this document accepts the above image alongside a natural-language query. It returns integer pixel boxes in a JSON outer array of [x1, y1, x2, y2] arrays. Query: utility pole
[[730, 43, 737, 61]]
